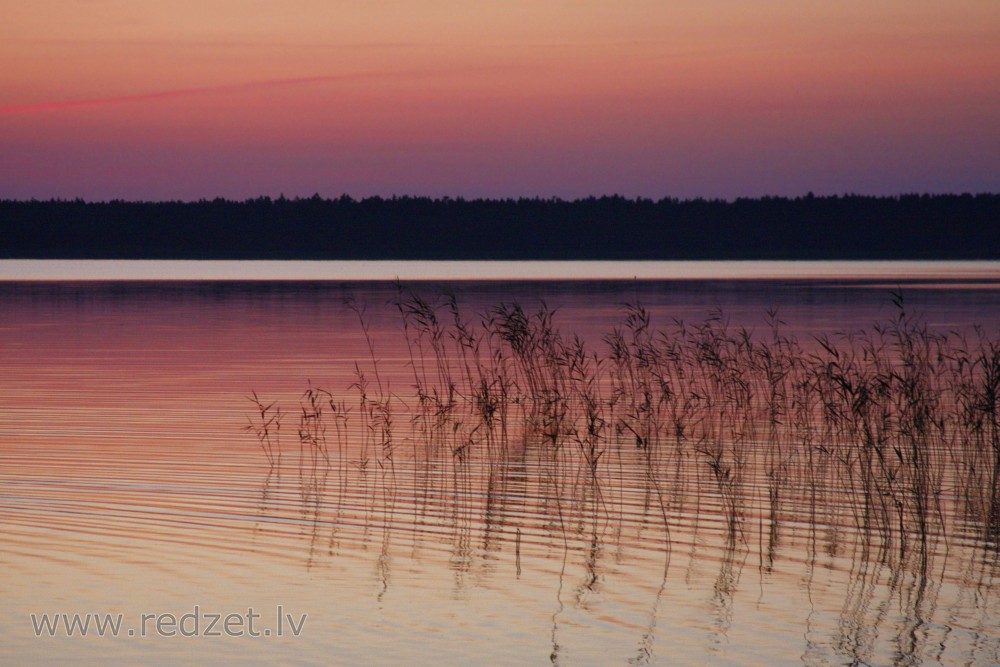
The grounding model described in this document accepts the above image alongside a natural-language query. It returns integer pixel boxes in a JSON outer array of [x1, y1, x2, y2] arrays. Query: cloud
[[0, 72, 393, 117]]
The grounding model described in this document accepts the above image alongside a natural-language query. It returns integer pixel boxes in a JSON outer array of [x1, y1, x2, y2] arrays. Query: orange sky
[[1, 1, 998, 199]]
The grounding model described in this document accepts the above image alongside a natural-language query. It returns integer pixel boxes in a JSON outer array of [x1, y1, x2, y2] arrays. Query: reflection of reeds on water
[[240, 286, 1000, 664], [251, 290, 1000, 563]]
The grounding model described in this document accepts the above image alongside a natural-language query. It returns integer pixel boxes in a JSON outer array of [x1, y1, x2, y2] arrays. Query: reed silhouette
[[250, 290, 1000, 584]]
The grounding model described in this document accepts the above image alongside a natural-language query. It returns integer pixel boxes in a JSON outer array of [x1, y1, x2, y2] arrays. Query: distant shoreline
[[3, 194, 999, 260]]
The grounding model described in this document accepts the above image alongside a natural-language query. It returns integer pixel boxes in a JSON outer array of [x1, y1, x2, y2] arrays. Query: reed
[[250, 289, 1000, 570], [247, 390, 282, 470], [347, 298, 395, 486], [297, 383, 332, 519]]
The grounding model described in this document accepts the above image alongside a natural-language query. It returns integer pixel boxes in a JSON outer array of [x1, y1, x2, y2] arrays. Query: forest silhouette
[[2, 193, 998, 259]]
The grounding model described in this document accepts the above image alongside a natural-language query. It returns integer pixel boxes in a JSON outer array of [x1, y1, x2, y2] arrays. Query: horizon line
[[3, 259, 1000, 282]]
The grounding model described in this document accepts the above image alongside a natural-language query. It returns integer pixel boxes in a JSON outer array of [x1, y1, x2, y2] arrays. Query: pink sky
[[2, 1, 998, 200]]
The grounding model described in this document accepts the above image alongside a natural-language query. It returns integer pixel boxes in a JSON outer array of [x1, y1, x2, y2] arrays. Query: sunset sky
[[2, 1, 998, 201]]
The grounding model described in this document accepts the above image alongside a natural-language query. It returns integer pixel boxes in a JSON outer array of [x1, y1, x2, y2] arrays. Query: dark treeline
[[2, 193, 999, 259]]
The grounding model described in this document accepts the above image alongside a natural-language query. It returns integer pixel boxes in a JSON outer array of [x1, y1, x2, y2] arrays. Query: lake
[[2, 261, 999, 665]]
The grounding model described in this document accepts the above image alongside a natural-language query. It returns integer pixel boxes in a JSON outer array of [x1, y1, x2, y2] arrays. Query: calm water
[[2, 262, 1000, 665]]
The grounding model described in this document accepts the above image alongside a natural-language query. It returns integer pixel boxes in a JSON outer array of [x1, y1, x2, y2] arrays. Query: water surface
[[1, 262, 999, 665], [4, 259, 1000, 281]]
